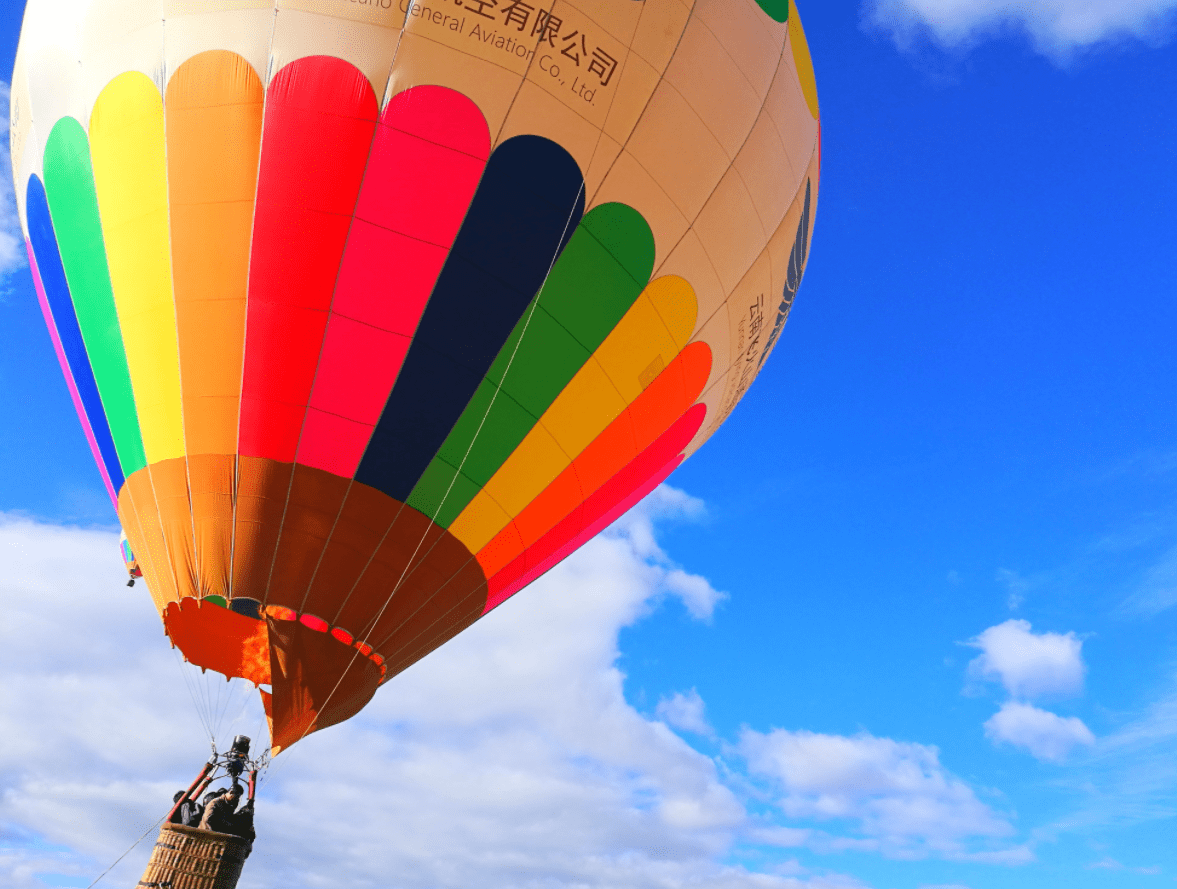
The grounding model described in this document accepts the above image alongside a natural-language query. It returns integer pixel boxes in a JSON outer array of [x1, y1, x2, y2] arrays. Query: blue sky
[[1, 2, 1177, 888]]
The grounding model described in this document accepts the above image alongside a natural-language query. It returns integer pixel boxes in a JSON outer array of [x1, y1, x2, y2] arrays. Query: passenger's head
[[227, 786, 242, 800], [173, 790, 186, 803]]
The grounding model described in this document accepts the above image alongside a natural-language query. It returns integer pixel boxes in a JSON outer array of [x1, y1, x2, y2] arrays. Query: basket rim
[[159, 822, 249, 845]]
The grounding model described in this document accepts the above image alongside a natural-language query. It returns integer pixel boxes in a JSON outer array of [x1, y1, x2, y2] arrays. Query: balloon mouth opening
[[165, 597, 388, 752], [165, 595, 388, 684]]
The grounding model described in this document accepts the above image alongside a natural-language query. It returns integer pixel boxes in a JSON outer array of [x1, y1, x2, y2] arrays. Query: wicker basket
[[136, 823, 250, 889]]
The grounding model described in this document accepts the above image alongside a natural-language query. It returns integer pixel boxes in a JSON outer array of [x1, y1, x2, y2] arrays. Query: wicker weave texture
[[137, 823, 248, 889]]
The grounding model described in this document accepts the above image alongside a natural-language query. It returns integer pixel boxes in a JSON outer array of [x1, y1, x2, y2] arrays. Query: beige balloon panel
[[12, 0, 819, 466]]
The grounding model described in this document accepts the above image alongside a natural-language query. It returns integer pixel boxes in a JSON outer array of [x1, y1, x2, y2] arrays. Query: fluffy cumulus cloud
[[737, 729, 1019, 860], [967, 620, 1085, 700], [984, 702, 1095, 762], [965, 621, 1096, 762], [0, 499, 878, 889], [863, 0, 1177, 58], [658, 689, 715, 738], [1, 493, 1036, 887], [0, 82, 27, 282]]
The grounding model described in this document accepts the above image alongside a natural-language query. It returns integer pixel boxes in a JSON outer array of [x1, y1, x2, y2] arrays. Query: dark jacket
[[199, 793, 240, 833], [229, 801, 257, 857], [229, 802, 256, 841], [180, 799, 204, 828]]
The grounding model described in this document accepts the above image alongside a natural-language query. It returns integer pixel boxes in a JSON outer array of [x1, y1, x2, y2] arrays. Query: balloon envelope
[[11, 0, 819, 752]]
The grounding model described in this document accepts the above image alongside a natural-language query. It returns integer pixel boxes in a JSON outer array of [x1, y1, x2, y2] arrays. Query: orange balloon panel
[[12, 0, 820, 751]]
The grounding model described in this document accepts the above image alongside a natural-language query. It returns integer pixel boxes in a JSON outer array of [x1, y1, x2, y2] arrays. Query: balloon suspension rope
[[84, 749, 268, 889], [261, 184, 586, 788], [82, 808, 169, 889], [171, 648, 216, 745], [81, 660, 245, 886]]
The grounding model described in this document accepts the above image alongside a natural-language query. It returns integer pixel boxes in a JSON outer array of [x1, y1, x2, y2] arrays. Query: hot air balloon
[[11, 0, 820, 759]]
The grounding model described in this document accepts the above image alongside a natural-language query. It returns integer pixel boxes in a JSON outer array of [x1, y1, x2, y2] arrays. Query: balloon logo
[[12, 0, 819, 752]]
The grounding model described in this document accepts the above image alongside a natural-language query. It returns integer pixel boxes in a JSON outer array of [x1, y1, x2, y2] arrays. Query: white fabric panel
[[164, 2, 275, 86], [9, 46, 38, 228], [271, 3, 403, 97], [79, 0, 167, 117]]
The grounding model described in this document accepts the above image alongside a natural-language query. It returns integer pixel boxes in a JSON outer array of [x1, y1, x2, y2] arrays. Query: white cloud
[[1086, 856, 1161, 873], [995, 569, 1028, 611], [2, 496, 1049, 887], [864, 0, 1177, 58], [1047, 669, 1177, 831], [1121, 541, 1177, 616], [967, 620, 1085, 700], [0, 503, 877, 889], [610, 485, 726, 621], [0, 518, 198, 888], [738, 729, 1016, 859], [658, 689, 715, 738], [1087, 857, 1120, 869], [0, 82, 27, 281], [665, 568, 725, 621], [984, 702, 1095, 762], [1014, 665, 1177, 848]]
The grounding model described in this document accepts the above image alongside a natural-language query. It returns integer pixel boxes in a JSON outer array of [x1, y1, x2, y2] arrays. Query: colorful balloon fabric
[[11, 0, 819, 752]]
